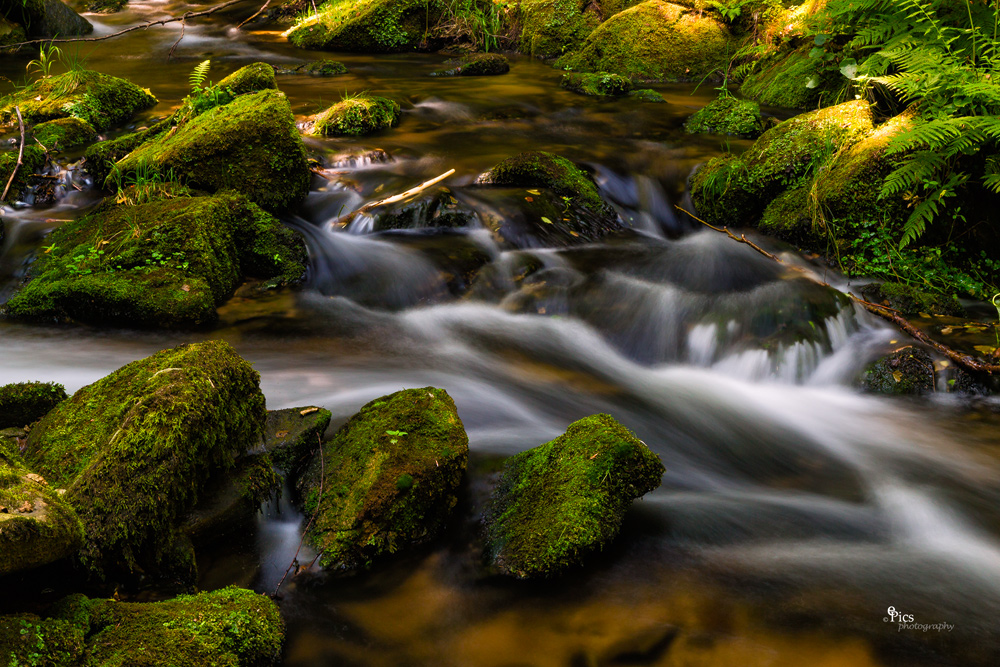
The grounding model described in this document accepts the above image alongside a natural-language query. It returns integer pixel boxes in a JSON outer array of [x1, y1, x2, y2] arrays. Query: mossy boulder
[[517, 0, 602, 57], [12, 0, 93, 38], [685, 95, 765, 138], [859, 282, 965, 318], [33, 117, 97, 151], [216, 62, 278, 96], [112, 89, 309, 213], [690, 100, 875, 228], [433, 53, 511, 76], [287, 0, 439, 52], [264, 406, 333, 476], [0, 70, 156, 131], [83, 119, 171, 185], [310, 93, 402, 136], [0, 586, 283, 666], [478, 151, 613, 219], [757, 185, 823, 248], [296, 387, 469, 571], [0, 16, 26, 50], [560, 72, 633, 97], [3, 192, 306, 328], [862, 347, 935, 395], [298, 59, 349, 76], [555, 1, 732, 82], [741, 46, 843, 110], [628, 88, 665, 102], [0, 382, 67, 429], [20, 341, 267, 580], [0, 457, 84, 577], [0, 145, 46, 204], [181, 453, 281, 544], [483, 413, 664, 578]]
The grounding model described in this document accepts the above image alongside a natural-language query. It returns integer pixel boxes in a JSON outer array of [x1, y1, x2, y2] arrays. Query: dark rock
[[310, 93, 402, 136], [263, 406, 333, 476], [560, 72, 632, 97], [16, 0, 93, 38], [0, 382, 67, 429], [860, 282, 965, 317], [863, 347, 936, 395]]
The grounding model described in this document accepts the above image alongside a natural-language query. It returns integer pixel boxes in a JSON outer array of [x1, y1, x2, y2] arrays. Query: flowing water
[[3, 2, 1000, 665]]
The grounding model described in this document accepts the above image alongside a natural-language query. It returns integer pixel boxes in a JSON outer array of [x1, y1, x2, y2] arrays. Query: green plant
[[26, 42, 63, 79], [435, 0, 512, 52], [189, 59, 211, 92], [707, 0, 754, 23]]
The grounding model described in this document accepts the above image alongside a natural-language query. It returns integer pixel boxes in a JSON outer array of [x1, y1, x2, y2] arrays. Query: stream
[[3, 2, 1000, 665]]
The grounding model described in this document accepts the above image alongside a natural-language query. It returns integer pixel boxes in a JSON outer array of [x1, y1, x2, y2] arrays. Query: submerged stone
[[286, 0, 437, 52], [21, 340, 267, 580], [296, 387, 469, 571], [628, 88, 665, 103], [0, 586, 283, 666], [2, 192, 306, 329], [458, 52, 510, 76], [556, 1, 732, 81], [297, 59, 350, 76], [310, 93, 402, 136], [264, 406, 333, 476], [684, 95, 765, 138], [0, 70, 155, 131], [0, 382, 67, 429], [483, 413, 664, 578], [560, 72, 633, 97], [114, 89, 310, 213]]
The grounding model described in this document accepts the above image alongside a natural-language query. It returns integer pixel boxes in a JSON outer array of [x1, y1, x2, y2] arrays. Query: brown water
[[3, 3, 1000, 666]]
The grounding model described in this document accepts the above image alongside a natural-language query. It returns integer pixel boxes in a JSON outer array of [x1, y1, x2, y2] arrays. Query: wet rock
[[84, 118, 172, 185], [181, 453, 281, 545], [20, 341, 268, 581], [863, 346, 935, 395], [113, 89, 310, 213], [377, 229, 493, 296], [286, 0, 437, 52], [560, 72, 633, 97], [0, 456, 84, 577], [263, 406, 333, 476], [33, 117, 97, 151], [860, 282, 965, 317], [0, 70, 156, 131], [691, 100, 874, 228], [433, 53, 510, 76], [216, 61, 278, 96], [0, 16, 26, 51], [296, 387, 469, 571], [13, 0, 93, 38], [517, 0, 602, 57], [757, 186, 823, 249], [294, 59, 349, 76], [0, 382, 67, 429], [556, 1, 732, 81], [309, 93, 402, 136], [0, 587, 283, 665], [684, 96, 765, 139], [0, 145, 45, 204], [628, 88, 665, 103], [483, 413, 664, 578], [373, 189, 476, 231], [2, 191, 306, 329]]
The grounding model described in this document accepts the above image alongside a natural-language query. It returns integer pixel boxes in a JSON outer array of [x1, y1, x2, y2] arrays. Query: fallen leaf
[[974, 345, 997, 356], [918, 312, 932, 318], [892, 371, 902, 383], [941, 326, 954, 335], [275, 430, 289, 438], [300, 407, 319, 416], [540, 216, 553, 224], [25, 473, 46, 485], [524, 196, 534, 202], [182, 284, 190, 292], [527, 189, 541, 195]]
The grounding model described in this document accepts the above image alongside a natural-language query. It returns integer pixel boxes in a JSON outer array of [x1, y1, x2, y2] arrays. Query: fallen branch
[[333, 168, 456, 226], [2, 106, 26, 203], [3, 0, 252, 49], [237, 0, 272, 29], [676, 205, 1000, 375]]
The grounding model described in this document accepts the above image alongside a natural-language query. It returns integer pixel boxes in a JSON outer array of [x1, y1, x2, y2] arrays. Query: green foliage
[[311, 92, 401, 136], [189, 59, 211, 91], [436, 0, 512, 52], [707, 0, 753, 23], [26, 42, 61, 79]]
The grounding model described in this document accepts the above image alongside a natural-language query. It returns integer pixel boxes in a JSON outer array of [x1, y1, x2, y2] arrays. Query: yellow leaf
[[527, 189, 541, 195], [300, 407, 320, 416], [892, 371, 902, 383], [940, 326, 953, 335], [974, 345, 997, 356]]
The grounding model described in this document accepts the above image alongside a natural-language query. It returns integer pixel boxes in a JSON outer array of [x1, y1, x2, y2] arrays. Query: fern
[[189, 59, 211, 91]]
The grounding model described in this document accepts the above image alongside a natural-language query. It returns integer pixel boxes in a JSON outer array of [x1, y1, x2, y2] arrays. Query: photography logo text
[[883, 606, 954, 632]]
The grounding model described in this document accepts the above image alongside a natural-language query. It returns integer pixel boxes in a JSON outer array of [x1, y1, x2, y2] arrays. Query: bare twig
[[334, 168, 456, 226], [3, 0, 252, 50], [237, 0, 272, 29], [2, 106, 26, 203], [676, 205, 1000, 374], [271, 434, 325, 597], [167, 15, 189, 60]]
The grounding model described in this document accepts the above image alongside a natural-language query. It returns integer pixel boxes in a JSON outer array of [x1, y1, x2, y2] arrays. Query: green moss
[[860, 282, 965, 317], [560, 72, 633, 97], [458, 52, 510, 76], [0, 70, 156, 131], [685, 95, 764, 138], [113, 90, 309, 213], [0, 145, 46, 204], [758, 185, 823, 248], [33, 117, 97, 150], [89, 0, 129, 11], [312, 93, 402, 136], [479, 150, 612, 217], [863, 347, 935, 395], [83, 119, 171, 185], [0, 382, 68, 429], [287, 0, 440, 52], [628, 88, 665, 102], [299, 59, 349, 76], [0, 16, 26, 51], [690, 100, 874, 227], [263, 406, 333, 476], [555, 1, 732, 82], [0, 457, 84, 577], [20, 341, 266, 580], [216, 62, 277, 96], [0, 587, 283, 666], [483, 413, 664, 578], [741, 46, 845, 110], [517, 0, 602, 57], [182, 453, 281, 543], [296, 387, 469, 570], [3, 192, 306, 328]]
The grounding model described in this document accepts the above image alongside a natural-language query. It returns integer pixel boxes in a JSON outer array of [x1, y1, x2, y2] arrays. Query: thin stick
[[167, 16, 188, 60], [3, 0, 252, 49], [334, 168, 456, 226], [271, 434, 325, 598], [2, 106, 26, 203], [676, 205, 1000, 375], [237, 0, 272, 29]]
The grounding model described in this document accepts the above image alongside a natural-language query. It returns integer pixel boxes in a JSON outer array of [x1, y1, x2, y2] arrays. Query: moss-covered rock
[[555, 1, 732, 82], [33, 117, 97, 151], [560, 71, 633, 97], [296, 387, 469, 571], [517, 0, 602, 57], [684, 95, 765, 138], [478, 151, 612, 219], [0, 456, 84, 577], [628, 88, 665, 102], [741, 46, 843, 110], [862, 347, 935, 395], [298, 59, 349, 76], [311, 93, 402, 136], [216, 62, 278, 96], [459, 52, 510, 76], [0, 16, 26, 51], [89, 0, 129, 12], [83, 119, 171, 186], [0, 70, 156, 131], [181, 452, 281, 544], [286, 0, 439, 52], [859, 282, 965, 318], [757, 185, 823, 247], [13, 0, 93, 38], [483, 413, 664, 578], [264, 406, 333, 476], [113, 89, 309, 213], [0, 145, 46, 204], [3, 192, 306, 329], [0, 587, 283, 666], [0, 382, 67, 429], [20, 341, 266, 580], [690, 100, 874, 227]]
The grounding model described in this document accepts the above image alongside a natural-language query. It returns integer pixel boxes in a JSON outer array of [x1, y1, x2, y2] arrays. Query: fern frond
[[881, 151, 947, 196], [189, 60, 211, 90]]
